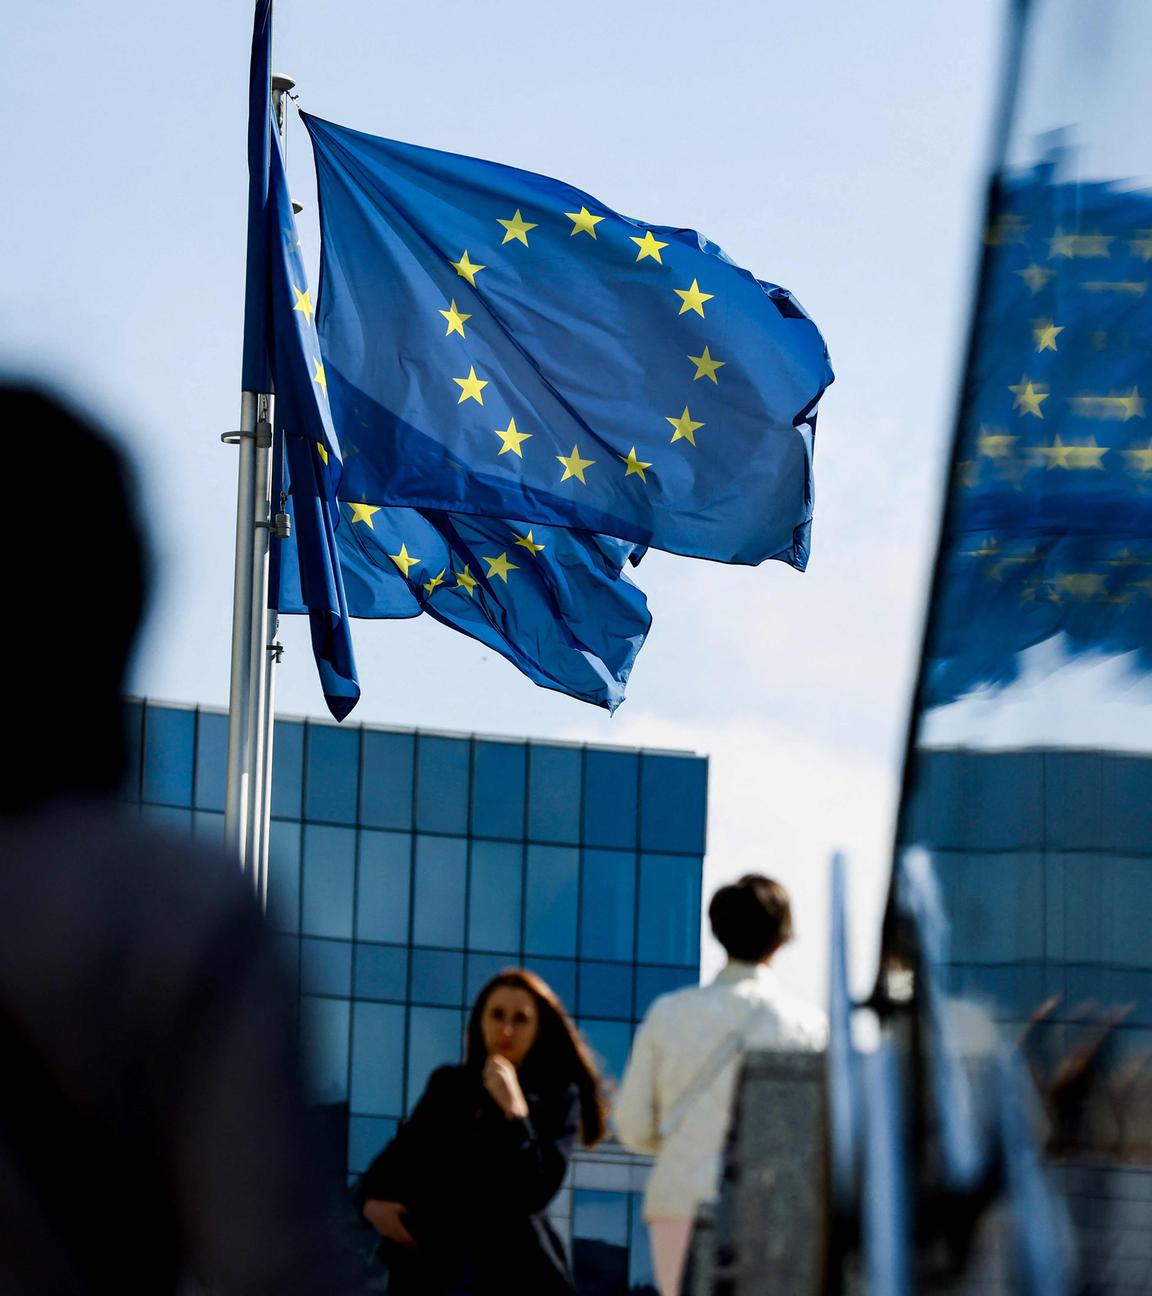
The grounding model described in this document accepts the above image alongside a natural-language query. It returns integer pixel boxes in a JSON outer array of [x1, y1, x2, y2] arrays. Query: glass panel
[[410, 948, 465, 1006], [628, 1192, 655, 1293], [354, 943, 408, 1002], [193, 710, 228, 811], [582, 748, 638, 849], [350, 1001, 405, 1117], [639, 753, 707, 854], [301, 938, 353, 997], [139, 805, 192, 836], [412, 835, 467, 947], [275, 934, 300, 1000], [348, 1115, 398, 1174], [578, 962, 633, 1020], [361, 729, 414, 829], [415, 735, 470, 834], [271, 718, 304, 819], [579, 849, 635, 962], [579, 1019, 633, 1083], [305, 723, 360, 824], [141, 705, 195, 806], [120, 699, 143, 802], [465, 952, 519, 1006], [192, 810, 224, 848], [524, 957, 577, 1014], [268, 819, 302, 934], [301, 995, 350, 1104], [468, 841, 523, 952], [637, 854, 702, 967], [406, 1007, 464, 1113], [527, 744, 582, 844], [634, 965, 698, 1018], [302, 824, 356, 939], [524, 845, 579, 956], [356, 829, 411, 945], [472, 740, 526, 838], [572, 1189, 630, 1296]]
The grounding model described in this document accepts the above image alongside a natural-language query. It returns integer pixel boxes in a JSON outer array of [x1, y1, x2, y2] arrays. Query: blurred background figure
[[0, 383, 352, 1294]]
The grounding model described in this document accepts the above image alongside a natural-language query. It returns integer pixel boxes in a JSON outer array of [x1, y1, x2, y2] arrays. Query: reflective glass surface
[[472, 740, 526, 839], [356, 830, 411, 945], [302, 824, 356, 940], [527, 743, 581, 843], [468, 840, 523, 951], [583, 749, 639, 849], [271, 718, 304, 819], [640, 753, 707, 854], [194, 710, 228, 811], [579, 1019, 633, 1082], [406, 1007, 464, 1110], [354, 943, 408, 1002], [416, 735, 470, 834], [580, 849, 636, 962], [350, 1001, 405, 1116], [579, 961, 633, 1019], [412, 835, 467, 947], [361, 729, 414, 829], [302, 995, 350, 1105], [410, 948, 465, 1006], [348, 1115, 398, 1174], [572, 1189, 630, 1296], [525, 957, 577, 1014], [301, 938, 353, 997], [634, 965, 698, 1018], [306, 723, 360, 824], [142, 706, 195, 806], [524, 845, 579, 957], [466, 952, 519, 1004], [637, 853, 702, 966], [268, 819, 302, 934]]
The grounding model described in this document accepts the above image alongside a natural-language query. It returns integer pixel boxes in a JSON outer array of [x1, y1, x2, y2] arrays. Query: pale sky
[[3, 1, 1007, 997]]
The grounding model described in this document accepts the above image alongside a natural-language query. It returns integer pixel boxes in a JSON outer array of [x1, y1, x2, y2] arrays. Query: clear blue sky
[[3, 1, 1006, 993]]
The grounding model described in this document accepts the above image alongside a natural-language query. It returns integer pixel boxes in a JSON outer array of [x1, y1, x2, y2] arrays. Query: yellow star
[[565, 206, 605, 238], [482, 551, 519, 582], [316, 441, 329, 466], [1009, 376, 1048, 417], [977, 427, 1016, 458], [618, 445, 653, 481], [1047, 230, 1113, 258], [673, 278, 713, 317], [1053, 572, 1108, 600], [497, 209, 538, 246], [688, 345, 726, 383], [1119, 387, 1147, 420], [292, 284, 314, 324], [493, 417, 532, 457], [1032, 320, 1064, 352], [1015, 263, 1054, 293], [348, 502, 381, 529], [1031, 434, 1108, 470], [1130, 230, 1152, 261], [667, 406, 704, 445], [1122, 440, 1152, 474], [630, 231, 668, 263], [453, 366, 489, 405], [513, 530, 546, 555], [423, 568, 446, 595], [556, 444, 595, 483], [450, 250, 486, 286], [313, 359, 328, 397], [388, 543, 421, 577], [454, 565, 477, 596], [439, 299, 472, 337]]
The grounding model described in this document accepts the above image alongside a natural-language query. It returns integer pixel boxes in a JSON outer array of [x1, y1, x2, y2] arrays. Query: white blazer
[[614, 961, 827, 1220]]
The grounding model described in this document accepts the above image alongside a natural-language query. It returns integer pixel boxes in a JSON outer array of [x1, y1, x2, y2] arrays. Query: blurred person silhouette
[[357, 968, 607, 1295], [0, 383, 352, 1294], [615, 874, 827, 1296]]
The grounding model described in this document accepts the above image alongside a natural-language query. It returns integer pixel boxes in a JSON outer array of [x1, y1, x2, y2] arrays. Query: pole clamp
[[256, 511, 292, 539], [220, 419, 273, 449]]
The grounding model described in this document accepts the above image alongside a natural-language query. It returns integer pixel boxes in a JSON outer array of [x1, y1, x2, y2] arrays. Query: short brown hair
[[708, 874, 794, 962]]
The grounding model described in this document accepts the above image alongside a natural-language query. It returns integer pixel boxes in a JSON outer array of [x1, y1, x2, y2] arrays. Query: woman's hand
[[483, 1054, 530, 1119], [362, 1199, 417, 1248]]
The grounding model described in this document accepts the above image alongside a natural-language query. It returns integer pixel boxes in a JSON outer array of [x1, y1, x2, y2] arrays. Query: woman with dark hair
[[357, 968, 607, 1294]]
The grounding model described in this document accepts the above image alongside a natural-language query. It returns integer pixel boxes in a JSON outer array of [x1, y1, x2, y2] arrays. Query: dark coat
[[356, 1064, 580, 1295]]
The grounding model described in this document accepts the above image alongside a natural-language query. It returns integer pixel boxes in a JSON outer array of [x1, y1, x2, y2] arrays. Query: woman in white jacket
[[614, 874, 827, 1296]]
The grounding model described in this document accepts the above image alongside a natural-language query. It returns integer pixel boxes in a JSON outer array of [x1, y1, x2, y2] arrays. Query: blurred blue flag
[[924, 167, 1152, 706], [246, 0, 361, 719], [301, 113, 833, 567]]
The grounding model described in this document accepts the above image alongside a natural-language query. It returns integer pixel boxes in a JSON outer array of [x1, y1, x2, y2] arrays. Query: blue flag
[[924, 167, 1152, 707], [245, 0, 360, 719], [301, 113, 833, 567]]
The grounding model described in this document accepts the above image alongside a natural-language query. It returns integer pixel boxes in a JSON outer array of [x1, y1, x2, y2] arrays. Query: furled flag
[[302, 113, 834, 567]]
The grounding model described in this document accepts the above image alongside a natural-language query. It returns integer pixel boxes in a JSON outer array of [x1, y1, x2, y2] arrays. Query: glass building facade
[[121, 698, 707, 1294]]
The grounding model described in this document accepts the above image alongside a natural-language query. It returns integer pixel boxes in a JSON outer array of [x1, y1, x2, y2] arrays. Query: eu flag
[[301, 114, 833, 568], [923, 164, 1152, 707]]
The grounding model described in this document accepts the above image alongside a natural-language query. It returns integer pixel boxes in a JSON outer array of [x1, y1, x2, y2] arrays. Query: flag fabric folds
[[923, 168, 1152, 707], [302, 113, 834, 567]]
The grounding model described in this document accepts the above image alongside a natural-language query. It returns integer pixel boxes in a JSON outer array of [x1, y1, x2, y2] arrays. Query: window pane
[[527, 744, 582, 844], [525, 957, 577, 1016], [361, 730, 414, 829], [306, 723, 360, 824], [301, 938, 353, 997], [275, 934, 300, 1000], [468, 841, 523, 951], [579, 849, 635, 962], [271, 718, 304, 819], [356, 830, 411, 944], [411, 948, 465, 1006], [194, 710, 228, 811], [572, 1189, 630, 1296], [142, 705, 195, 806], [268, 819, 301, 934], [350, 1001, 405, 1116], [466, 952, 519, 1005], [582, 749, 638, 849], [637, 854, 702, 966], [416, 736, 470, 834], [348, 1115, 398, 1174], [302, 824, 356, 939], [120, 699, 143, 802], [640, 753, 707, 854], [635, 965, 698, 1018], [472, 740, 526, 838], [580, 1019, 633, 1083], [301, 995, 350, 1104], [578, 962, 633, 1020], [354, 943, 408, 1002], [525, 846, 579, 957], [413, 836, 467, 947], [406, 1007, 464, 1113]]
